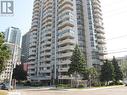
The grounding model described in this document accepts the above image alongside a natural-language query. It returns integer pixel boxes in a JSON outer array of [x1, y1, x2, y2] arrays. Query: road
[[10, 86, 127, 95]]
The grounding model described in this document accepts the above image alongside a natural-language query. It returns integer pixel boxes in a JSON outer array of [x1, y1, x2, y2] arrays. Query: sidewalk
[[67, 85, 124, 91]]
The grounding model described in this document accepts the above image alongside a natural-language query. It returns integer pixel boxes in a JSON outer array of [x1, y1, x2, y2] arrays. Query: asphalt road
[[10, 86, 127, 95]]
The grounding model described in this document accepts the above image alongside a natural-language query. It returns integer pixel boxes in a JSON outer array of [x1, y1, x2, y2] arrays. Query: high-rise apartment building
[[28, 0, 106, 85], [21, 31, 31, 64], [4, 27, 21, 46], [0, 27, 21, 81]]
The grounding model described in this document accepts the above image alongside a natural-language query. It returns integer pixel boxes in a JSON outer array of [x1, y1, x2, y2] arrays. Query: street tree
[[82, 67, 99, 87], [100, 60, 114, 85], [121, 61, 127, 78], [112, 56, 123, 82], [68, 45, 86, 87], [12, 64, 27, 82], [88, 67, 98, 85], [68, 45, 86, 75], [0, 33, 10, 73]]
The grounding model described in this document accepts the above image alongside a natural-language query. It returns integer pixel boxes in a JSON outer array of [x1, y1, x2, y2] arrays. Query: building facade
[[21, 31, 31, 64], [28, 0, 106, 85], [0, 27, 21, 82], [4, 27, 21, 46]]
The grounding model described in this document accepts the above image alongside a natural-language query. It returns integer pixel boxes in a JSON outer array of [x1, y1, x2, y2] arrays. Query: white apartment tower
[[28, 0, 106, 85]]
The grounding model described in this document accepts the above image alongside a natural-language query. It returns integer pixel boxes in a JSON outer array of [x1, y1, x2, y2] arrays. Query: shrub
[[57, 84, 70, 88], [24, 81, 31, 86], [92, 81, 101, 87], [78, 84, 84, 88]]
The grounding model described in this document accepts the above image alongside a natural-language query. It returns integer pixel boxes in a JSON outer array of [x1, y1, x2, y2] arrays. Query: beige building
[[28, 0, 106, 85]]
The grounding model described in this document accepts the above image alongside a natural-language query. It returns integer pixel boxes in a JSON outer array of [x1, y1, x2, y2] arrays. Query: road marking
[[8, 92, 21, 95]]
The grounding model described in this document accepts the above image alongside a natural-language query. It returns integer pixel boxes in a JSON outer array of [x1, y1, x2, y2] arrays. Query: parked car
[[123, 79, 127, 86], [0, 83, 4, 88], [1, 83, 13, 90]]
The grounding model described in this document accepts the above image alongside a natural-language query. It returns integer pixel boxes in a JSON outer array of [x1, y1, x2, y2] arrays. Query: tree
[[112, 56, 123, 82], [12, 64, 27, 82], [88, 67, 98, 83], [68, 45, 86, 75], [68, 45, 86, 87], [0, 33, 10, 73], [100, 60, 114, 85], [121, 61, 127, 78], [82, 67, 99, 87]]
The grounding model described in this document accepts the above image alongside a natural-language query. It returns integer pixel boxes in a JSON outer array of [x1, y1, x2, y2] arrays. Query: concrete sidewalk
[[67, 85, 125, 91]]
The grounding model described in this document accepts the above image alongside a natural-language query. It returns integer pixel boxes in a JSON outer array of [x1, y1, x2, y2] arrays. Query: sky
[[0, 0, 34, 34], [0, 0, 127, 58], [101, 0, 127, 57]]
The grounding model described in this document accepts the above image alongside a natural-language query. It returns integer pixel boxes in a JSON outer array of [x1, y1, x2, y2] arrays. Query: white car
[[123, 79, 127, 86]]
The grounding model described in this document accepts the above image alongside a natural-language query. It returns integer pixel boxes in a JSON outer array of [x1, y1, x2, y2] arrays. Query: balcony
[[58, 31, 74, 40], [44, 0, 52, 6], [59, 0, 73, 9], [58, 52, 72, 58], [95, 28, 104, 34], [97, 39, 106, 44], [39, 70, 51, 73], [58, 60, 71, 65], [34, 1, 40, 7], [42, 46, 51, 51], [58, 15, 70, 23], [58, 45, 74, 52], [44, 52, 51, 56], [58, 68, 69, 72], [58, 75, 71, 79], [98, 50, 107, 55], [58, 4, 73, 14], [42, 21, 52, 27], [43, 5, 52, 13], [28, 65, 36, 69], [29, 56, 36, 60], [99, 56, 105, 60], [96, 33, 105, 39], [58, 20, 74, 29], [58, 39, 75, 46], [42, 16, 52, 24]]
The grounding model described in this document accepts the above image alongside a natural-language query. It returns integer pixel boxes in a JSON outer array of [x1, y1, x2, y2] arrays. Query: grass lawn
[[0, 90, 7, 95]]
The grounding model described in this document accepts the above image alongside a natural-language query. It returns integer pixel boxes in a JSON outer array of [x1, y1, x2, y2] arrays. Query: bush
[[31, 82, 42, 87], [78, 84, 84, 88], [24, 82, 42, 87], [57, 84, 70, 88], [92, 81, 101, 87], [100, 82, 105, 86], [24, 81, 31, 86]]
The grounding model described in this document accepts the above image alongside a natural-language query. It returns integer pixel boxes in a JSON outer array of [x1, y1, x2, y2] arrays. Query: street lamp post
[[70, 74, 72, 87], [9, 44, 17, 90]]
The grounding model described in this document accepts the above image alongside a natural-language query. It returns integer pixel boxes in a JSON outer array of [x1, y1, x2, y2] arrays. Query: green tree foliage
[[121, 61, 127, 78], [112, 57, 123, 81], [100, 60, 114, 84], [0, 33, 10, 73], [88, 67, 98, 80], [12, 64, 27, 82], [68, 45, 86, 75]]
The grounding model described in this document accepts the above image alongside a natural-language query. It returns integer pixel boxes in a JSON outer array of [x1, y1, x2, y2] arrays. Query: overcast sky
[[0, 0, 127, 58], [101, 0, 127, 57]]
